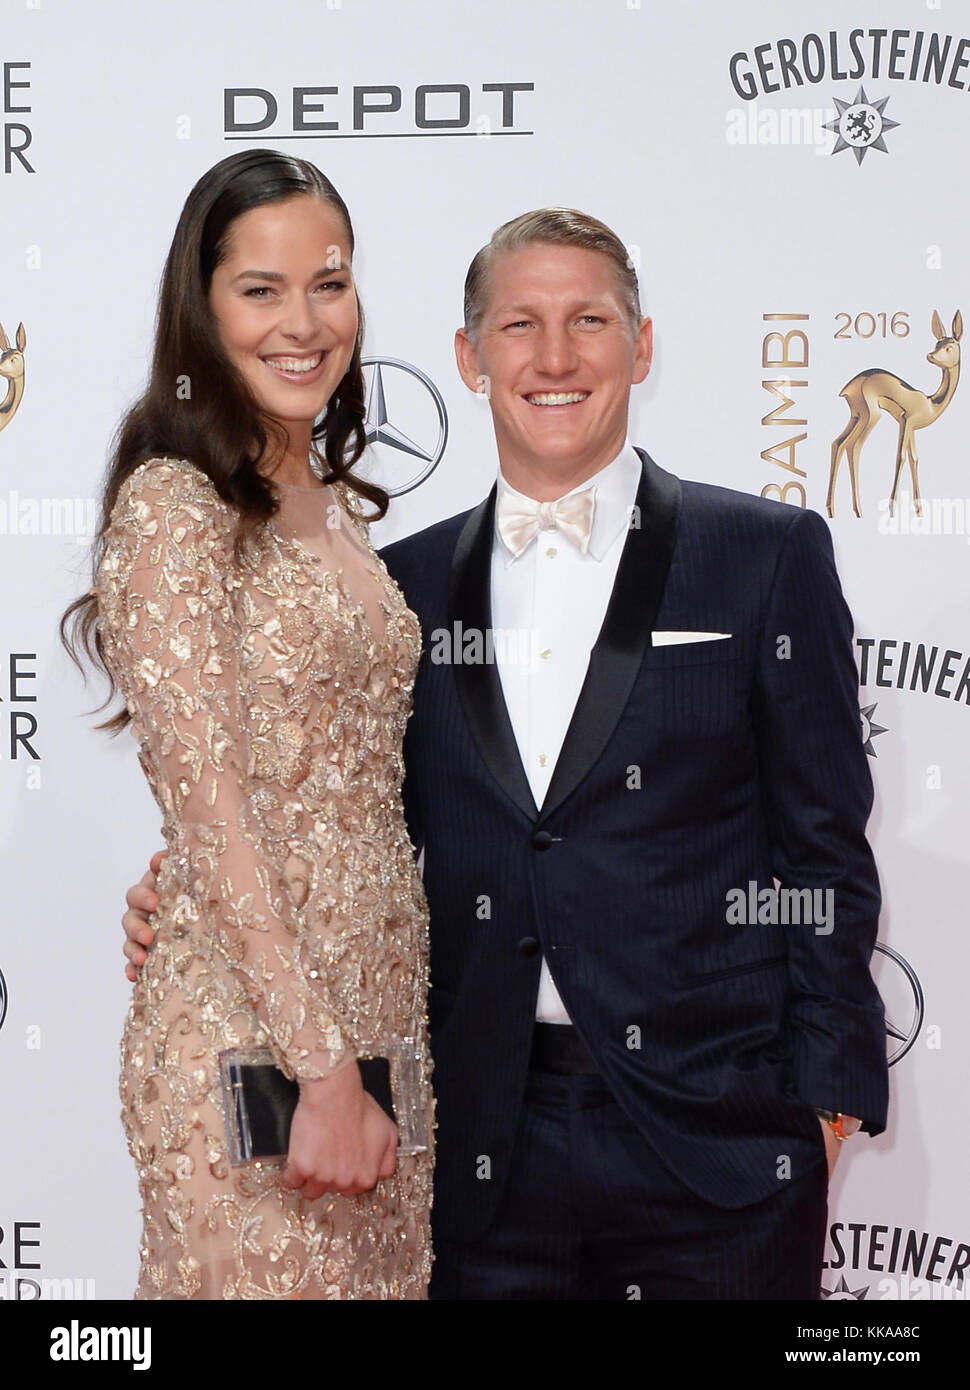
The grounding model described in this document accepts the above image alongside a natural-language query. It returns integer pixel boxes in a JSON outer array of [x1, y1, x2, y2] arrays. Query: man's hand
[[818, 1114, 860, 1177], [819, 1118, 841, 1177], [122, 851, 165, 981], [283, 1062, 398, 1200]]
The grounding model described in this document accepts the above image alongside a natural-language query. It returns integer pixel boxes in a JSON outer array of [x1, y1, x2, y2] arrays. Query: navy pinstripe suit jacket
[[381, 449, 888, 1243]]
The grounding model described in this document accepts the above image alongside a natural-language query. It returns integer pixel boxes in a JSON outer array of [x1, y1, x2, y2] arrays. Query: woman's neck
[[260, 423, 322, 489]]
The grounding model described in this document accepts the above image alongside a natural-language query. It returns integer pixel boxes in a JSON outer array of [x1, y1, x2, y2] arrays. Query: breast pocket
[[637, 639, 748, 741], [643, 636, 741, 668]]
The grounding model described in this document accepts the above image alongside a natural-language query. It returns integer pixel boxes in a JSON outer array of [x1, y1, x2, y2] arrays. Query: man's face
[[455, 243, 652, 489]]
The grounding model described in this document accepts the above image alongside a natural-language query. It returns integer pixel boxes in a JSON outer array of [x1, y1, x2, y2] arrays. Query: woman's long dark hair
[[62, 149, 386, 729]]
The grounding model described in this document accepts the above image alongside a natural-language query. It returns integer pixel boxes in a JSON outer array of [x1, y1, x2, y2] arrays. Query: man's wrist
[[814, 1108, 862, 1141]]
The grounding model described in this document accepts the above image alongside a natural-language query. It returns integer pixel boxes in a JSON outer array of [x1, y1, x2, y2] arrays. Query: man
[[124, 208, 888, 1299]]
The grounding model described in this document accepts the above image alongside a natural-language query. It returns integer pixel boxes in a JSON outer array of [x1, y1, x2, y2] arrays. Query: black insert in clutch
[[219, 1043, 426, 1167]]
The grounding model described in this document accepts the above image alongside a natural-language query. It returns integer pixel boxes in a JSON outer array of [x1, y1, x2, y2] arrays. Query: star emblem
[[364, 362, 433, 461], [825, 86, 900, 164], [822, 1274, 869, 1300], [860, 702, 888, 757], [360, 357, 448, 497]]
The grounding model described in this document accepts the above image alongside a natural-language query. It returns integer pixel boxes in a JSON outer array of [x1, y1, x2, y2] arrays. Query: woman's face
[[208, 195, 359, 437]]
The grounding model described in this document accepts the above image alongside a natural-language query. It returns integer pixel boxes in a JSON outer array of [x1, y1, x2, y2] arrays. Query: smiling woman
[[208, 195, 360, 480], [63, 149, 385, 599], [60, 150, 434, 1300]]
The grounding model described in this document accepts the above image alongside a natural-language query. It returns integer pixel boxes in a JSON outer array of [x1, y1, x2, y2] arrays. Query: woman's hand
[[124, 853, 398, 1199], [121, 851, 166, 981], [283, 1062, 398, 1201]]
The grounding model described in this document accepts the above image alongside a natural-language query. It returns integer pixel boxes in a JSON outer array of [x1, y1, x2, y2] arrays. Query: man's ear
[[455, 327, 484, 393], [632, 316, 653, 385]]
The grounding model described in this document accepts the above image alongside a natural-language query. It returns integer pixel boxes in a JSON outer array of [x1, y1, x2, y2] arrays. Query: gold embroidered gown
[[94, 456, 433, 1300]]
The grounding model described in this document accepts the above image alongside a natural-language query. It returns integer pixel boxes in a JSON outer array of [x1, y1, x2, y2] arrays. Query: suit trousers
[[430, 1064, 828, 1300]]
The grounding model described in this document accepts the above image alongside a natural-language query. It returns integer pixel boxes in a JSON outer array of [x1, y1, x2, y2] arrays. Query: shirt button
[[545, 546, 558, 558], [540, 648, 551, 660], [518, 937, 540, 956], [538, 753, 548, 767]]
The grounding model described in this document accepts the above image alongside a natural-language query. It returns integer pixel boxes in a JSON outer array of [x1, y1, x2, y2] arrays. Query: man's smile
[[523, 391, 591, 407]]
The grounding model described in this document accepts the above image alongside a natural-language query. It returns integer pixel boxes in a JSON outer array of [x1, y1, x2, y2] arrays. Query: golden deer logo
[[0, 320, 27, 436], [826, 310, 962, 518]]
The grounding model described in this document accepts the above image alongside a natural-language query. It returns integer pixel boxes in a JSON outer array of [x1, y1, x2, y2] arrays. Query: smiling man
[[124, 207, 889, 1300], [379, 208, 888, 1300], [454, 231, 652, 497]]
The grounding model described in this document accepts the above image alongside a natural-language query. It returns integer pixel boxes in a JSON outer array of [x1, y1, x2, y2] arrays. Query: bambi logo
[[0, 320, 26, 436], [827, 311, 962, 518]]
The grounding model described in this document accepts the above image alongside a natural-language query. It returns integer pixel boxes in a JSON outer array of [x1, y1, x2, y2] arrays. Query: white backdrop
[[1, 0, 967, 1299]]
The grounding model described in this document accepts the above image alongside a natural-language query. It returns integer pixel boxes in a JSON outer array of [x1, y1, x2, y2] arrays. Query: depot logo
[[223, 81, 534, 140]]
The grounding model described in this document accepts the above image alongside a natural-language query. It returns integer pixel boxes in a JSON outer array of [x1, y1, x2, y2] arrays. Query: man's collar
[[494, 442, 641, 564]]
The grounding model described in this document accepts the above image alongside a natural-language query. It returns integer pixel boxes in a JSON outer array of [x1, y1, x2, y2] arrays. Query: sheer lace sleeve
[[95, 457, 354, 1083]]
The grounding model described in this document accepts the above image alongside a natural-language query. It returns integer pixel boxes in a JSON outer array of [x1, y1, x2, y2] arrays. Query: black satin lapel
[[448, 486, 539, 822], [537, 451, 682, 824]]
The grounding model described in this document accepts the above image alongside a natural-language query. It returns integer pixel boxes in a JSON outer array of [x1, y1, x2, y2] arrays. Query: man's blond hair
[[462, 207, 642, 340]]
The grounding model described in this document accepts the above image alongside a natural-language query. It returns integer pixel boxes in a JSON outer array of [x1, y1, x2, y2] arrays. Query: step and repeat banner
[[0, 0, 967, 1300]]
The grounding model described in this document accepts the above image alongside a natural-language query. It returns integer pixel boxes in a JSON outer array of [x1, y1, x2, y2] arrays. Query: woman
[[62, 149, 433, 1299]]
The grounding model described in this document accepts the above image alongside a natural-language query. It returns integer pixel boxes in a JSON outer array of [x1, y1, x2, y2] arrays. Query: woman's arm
[[98, 458, 396, 1193]]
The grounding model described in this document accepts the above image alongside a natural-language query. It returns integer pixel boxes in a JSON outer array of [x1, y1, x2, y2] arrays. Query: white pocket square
[[651, 630, 732, 646]]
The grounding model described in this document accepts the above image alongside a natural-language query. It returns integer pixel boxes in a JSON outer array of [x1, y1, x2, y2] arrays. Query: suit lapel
[[447, 450, 682, 827], [448, 485, 539, 821], [536, 449, 682, 825]]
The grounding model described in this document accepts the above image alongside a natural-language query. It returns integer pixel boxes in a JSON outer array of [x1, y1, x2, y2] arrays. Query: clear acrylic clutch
[[218, 1036, 429, 1167]]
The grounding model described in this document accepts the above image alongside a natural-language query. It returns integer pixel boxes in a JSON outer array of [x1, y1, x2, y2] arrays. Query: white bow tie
[[496, 486, 597, 559]]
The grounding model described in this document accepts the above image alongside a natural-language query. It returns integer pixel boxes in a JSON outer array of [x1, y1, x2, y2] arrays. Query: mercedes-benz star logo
[[360, 357, 448, 496], [872, 943, 924, 1066]]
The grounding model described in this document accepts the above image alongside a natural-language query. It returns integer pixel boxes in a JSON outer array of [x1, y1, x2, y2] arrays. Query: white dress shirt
[[490, 442, 642, 1023]]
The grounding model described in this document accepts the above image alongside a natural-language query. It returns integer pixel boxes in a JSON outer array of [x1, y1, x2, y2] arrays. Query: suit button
[[532, 830, 553, 850], [518, 937, 540, 956]]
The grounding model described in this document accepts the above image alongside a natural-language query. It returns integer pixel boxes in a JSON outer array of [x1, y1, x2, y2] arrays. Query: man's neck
[[498, 443, 627, 502]]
